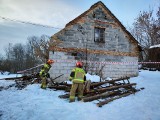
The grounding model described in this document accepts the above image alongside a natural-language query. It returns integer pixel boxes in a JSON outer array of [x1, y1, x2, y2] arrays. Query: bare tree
[[27, 35, 51, 62], [25, 40, 41, 68], [133, 10, 154, 47], [2, 41, 41, 73], [5, 43, 14, 61], [130, 6, 160, 61], [12, 44, 25, 72]]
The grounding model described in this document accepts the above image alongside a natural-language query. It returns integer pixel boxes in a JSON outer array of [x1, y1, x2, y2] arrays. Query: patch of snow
[[0, 80, 15, 87], [149, 44, 160, 49], [0, 74, 22, 79], [106, 77, 112, 80], [86, 73, 100, 82], [0, 70, 160, 120], [2, 71, 10, 75]]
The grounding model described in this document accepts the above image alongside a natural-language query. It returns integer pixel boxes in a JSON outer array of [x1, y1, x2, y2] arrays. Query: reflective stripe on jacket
[[39, 63, 51, 77], [70, 67, 86, 83]]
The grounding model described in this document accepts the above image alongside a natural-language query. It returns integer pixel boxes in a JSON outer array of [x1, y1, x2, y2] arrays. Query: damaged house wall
[[49, 1, 140, 82]]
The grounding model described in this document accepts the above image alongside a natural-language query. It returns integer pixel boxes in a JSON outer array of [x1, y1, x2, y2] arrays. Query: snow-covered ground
[[0, 70, 160, 120]]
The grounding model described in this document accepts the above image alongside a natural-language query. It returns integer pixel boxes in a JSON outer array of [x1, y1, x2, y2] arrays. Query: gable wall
[[49, 5, 139, 82], [55, 5, 138, 55]]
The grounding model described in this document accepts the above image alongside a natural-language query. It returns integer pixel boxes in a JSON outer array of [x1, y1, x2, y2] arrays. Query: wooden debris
[[59, 94, 70, 99], [0, 76, 24, 80], [90, 77, 130, 88], [48, 85, 70, 90], [56, 77, 142, 107], [97, 92, 133, 107], [0, 73, 142, 107], [82, 90, 120, 102], [84, 80, 91, 92], [87, 83, 136, 94]]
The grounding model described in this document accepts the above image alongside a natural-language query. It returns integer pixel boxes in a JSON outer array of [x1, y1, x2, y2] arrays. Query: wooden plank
[[48, 85, 70, 90], [59, 94, 70, 99], [0, 76, 24, 80], [82, 90, 119, 102], [88, 83, 136, 94], [84, 80, 91, 92], [97, 92, 133, 107], [91, 77, 130, 88]]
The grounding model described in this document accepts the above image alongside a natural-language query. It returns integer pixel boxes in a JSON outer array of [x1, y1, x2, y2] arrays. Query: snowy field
[[0, 70, 160, 120]]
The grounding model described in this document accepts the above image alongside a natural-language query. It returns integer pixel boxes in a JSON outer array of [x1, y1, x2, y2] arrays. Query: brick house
[[49, 1, 140, 82]]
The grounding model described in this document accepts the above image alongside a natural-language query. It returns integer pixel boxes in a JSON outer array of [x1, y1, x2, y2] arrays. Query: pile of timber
[[55, 77, 144, 107], [0, 73, 64, 90]]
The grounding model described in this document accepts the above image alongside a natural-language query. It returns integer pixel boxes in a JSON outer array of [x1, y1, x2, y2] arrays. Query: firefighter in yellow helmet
[[69, 61, 86, 102], [39, 59, 54, 89]]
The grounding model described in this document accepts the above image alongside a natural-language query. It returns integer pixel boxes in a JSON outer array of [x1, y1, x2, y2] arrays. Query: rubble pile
[[56, 77, 143, 107]]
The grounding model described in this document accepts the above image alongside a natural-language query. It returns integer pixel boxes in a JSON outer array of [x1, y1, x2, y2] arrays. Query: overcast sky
[[0, 0, 159, 55]]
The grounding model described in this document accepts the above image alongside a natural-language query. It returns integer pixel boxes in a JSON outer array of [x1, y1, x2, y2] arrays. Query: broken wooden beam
[[91, 77, 130, 88], [0, 76, 24, 80], [56, 82, 72, 87], [59, 94, 70, 99], [48, 85, 70, 90], [82, 90, 120, 102], [84, 80, 91, 92], [97, 92, 133, 107], [88, 83, 136, 94]]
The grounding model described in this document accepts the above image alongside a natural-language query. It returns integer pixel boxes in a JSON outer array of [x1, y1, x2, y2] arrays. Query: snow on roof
[[149, 44, 160, 49]]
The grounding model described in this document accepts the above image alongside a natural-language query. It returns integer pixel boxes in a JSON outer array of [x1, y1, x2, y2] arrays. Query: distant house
[[49, 1, 140, 82], [148, 44, 160, 69], [149, 44, 160, 61]]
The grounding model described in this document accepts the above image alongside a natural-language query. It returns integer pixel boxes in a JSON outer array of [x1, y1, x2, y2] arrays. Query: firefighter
[[69, 61, 86, 102], [39, 59, 54, 89]]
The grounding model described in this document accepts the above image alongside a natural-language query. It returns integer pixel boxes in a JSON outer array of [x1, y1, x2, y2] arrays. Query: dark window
[[94, 27, 105, 43], [71, 52, 77, 56], [93, 14, 96, 18], [71, 52, 84, 60]]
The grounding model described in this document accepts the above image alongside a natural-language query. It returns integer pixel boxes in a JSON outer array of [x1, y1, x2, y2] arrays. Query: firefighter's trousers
[[69, 83, 84, 102], [41, 77, 47, 89]]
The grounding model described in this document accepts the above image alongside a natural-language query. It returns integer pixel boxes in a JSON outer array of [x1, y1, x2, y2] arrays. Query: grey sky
[[0, 20, 57, 53], [0, 0, 159, 55]]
